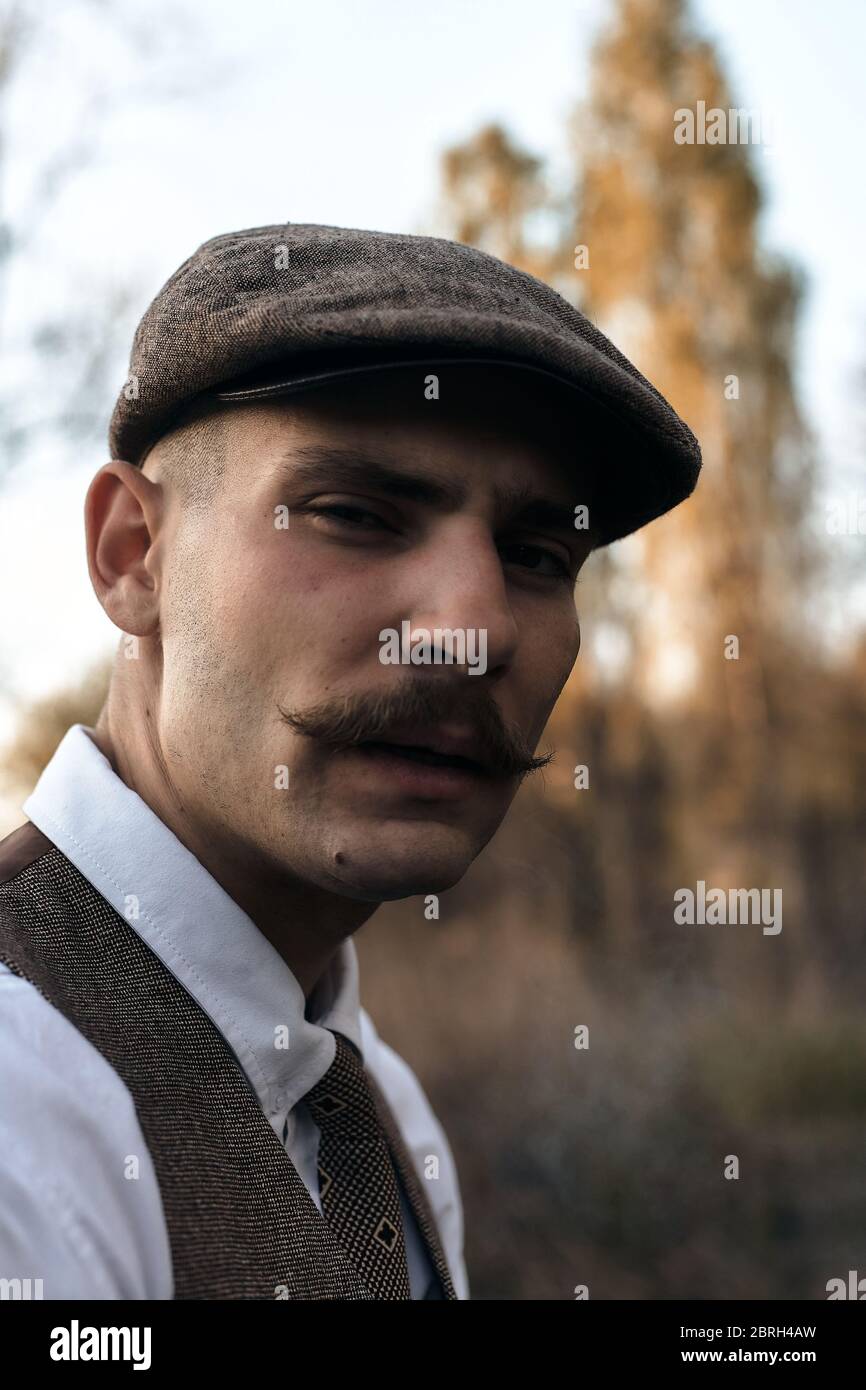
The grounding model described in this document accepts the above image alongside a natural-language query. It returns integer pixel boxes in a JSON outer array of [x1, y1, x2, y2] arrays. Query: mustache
[[276, 678, 553, 779]]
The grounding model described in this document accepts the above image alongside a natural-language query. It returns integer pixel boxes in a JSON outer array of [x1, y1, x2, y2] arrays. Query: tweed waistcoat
[[0, 821, 458, 1301]]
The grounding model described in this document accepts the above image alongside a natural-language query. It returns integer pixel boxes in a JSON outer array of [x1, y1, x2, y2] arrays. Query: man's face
[[152, 365, 594, 901]]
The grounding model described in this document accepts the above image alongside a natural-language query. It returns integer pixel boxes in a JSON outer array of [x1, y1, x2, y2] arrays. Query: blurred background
[[1, 0, 864, 1298]]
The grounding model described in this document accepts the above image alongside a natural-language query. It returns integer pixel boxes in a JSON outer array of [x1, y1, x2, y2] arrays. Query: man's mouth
[[355, 739, 488, 774]]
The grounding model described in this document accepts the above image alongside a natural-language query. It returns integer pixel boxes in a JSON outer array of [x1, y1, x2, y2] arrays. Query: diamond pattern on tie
[[304, 1029, 412, 1299]]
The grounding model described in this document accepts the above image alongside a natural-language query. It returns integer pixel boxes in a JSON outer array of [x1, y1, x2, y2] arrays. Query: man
[[0, 223, 701, 1300]]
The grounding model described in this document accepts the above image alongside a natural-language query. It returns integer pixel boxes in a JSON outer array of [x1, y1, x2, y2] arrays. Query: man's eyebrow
[[497, 490, 585, 538], [274, 445, 467, 509], [275, 443, 587, 537]]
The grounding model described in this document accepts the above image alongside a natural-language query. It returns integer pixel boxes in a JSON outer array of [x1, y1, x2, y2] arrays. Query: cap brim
[[213, 353, 581, 403]]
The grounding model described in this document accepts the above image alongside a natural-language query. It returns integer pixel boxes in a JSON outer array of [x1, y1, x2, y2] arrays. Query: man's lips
[[357, 740, 488, 773], [343, 739, 492, 802], [358, 725, 492, 774]]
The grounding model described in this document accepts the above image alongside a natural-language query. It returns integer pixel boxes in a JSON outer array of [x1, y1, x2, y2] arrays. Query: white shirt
[[0, 724, 468, 1300]]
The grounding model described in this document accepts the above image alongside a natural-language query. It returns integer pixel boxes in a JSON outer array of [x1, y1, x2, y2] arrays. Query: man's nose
[[402, 523, 520, 676]]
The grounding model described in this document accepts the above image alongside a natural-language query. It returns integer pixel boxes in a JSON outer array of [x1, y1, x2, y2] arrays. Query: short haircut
[[141, 395, 230, 514]]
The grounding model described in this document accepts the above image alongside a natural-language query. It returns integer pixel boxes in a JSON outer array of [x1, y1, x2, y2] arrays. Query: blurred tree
[[0, 657, 112, 816], [0, 1, 129, 475], [0, 0, 212, 481], [572, 0, 819, 730]]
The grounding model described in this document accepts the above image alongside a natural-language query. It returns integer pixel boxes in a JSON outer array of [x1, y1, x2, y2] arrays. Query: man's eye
[[310, 504, 390, 530], [500, 542, 572, 579]]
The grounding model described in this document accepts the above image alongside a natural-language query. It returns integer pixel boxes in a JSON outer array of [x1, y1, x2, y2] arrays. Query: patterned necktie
[[304, 1029, 412, 1299]]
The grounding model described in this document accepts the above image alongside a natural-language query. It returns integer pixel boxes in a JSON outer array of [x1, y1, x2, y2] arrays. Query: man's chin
[[315, 821, 486, 902]]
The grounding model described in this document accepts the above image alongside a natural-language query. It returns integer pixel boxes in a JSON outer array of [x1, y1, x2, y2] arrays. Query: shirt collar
[[22, 723, 363, 1132]]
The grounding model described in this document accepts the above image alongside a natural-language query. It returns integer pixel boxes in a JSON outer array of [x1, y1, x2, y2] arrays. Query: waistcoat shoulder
[[0, 834, 376, 1299]]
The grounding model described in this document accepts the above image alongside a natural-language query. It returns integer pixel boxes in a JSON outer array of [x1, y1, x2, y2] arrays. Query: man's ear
[[84, 459, 165, 636]]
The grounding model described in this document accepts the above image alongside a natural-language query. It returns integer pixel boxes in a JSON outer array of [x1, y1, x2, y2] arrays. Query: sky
[[0, 0, 863, 749]]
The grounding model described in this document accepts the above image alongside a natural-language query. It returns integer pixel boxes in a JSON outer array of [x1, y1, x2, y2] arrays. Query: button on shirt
[[0, 724, 468, 1300]]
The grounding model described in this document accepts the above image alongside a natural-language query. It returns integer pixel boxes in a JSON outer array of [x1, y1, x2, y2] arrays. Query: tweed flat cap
[[109, 222, 701, 548]]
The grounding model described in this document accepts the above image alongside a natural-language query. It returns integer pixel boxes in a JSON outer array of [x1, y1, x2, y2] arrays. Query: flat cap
[[109, 222, 701, 548]]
